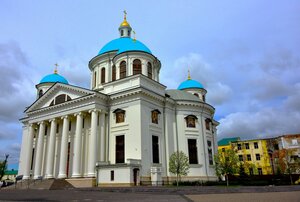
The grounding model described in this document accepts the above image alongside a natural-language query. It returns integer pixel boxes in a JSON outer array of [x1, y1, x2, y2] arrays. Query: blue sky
[[1, 0, 300, 167]]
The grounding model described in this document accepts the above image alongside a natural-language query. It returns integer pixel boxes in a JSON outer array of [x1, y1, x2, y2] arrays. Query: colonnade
[[22, 109, 106, 180]]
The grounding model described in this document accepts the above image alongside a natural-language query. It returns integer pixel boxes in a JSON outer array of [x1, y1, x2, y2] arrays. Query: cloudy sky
[[1, 0, 300, 167]]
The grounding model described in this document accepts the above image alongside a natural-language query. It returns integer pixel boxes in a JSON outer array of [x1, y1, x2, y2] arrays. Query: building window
[[120, 61, 126, 79], [113, 109, 125, 123], [38, 90, 43, 98], [185, 115, 197, 128], [69, 121, 72, 131], [152, 135, 159, 164], [115, 135, 125, 163], [247, 154, 251, 161], [292, 139, 298, 145], [207, 140, 213, 165], [239, 155, 243, 161], [205, 118, 211, 130], [245, 143, 249, 149], [254, 142, 258, 149], [110, 170, 114, 181], [194, 93, 199, 98], [202, 95, 206, 102], [188, 139, 198, 164], [56, 123, 59, 133], [112, 65, 116, 81], [258, 168, 263, 175], [151, 110, 160, 124], [147, 62, 152, 79], [121, 30, 124, 36], [237, 144, 242, 150], [101, 67, 105, 84], [82, 118, 85, 128], [256, 154, 261, 161], [93, 71, 97, 88], [127, 30, 130, 36], [133, 59, 142, 75]]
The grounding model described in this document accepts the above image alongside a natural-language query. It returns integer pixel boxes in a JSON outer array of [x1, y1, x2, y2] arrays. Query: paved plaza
[[1, 186, 300, 202]]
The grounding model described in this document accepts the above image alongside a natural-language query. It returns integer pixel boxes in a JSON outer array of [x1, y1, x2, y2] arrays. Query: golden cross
[[123, 10, 127, 19], [133, 30, 136, 41], [188, 69, 191, 80], [54, 63, 59, 74]]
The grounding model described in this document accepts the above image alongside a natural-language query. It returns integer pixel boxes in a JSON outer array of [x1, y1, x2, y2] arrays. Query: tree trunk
[[226, 174, 229, 187], [176, 174, 179, 187], [290, 173, 293, 185]]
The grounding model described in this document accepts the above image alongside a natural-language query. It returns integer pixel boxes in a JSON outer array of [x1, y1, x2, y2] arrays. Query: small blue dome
[[39, 73, 69, 84], [98, 37, 152, 55], [178, 79, 204, 90]]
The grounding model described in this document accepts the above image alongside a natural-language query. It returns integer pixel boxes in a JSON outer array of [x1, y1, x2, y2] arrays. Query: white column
[[72, 112, 83, 178], [45, 119, 57, 179], [58, 116, 69, 178], [99, 112, 105, 161], [34, 121, 45, 179], [87, 110, 98, 177], [23, 124, 35, 179]]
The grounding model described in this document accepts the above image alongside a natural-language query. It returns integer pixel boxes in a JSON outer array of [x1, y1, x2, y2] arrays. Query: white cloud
[[162, 53, 232, 106]]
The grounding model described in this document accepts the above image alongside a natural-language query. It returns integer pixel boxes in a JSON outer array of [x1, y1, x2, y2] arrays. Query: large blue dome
[[178, 79, 204, 90], [39, 73, 69, 84], [98, 37, 152, 55]]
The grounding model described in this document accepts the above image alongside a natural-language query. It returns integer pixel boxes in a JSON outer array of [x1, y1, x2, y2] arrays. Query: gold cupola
[[119, 10, 132, 38]]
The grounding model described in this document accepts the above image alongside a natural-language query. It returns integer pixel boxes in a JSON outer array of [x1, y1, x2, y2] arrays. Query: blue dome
[[39, 73, 69, 84], [177, 79, 204, 90], [98, 37, 152, 55]]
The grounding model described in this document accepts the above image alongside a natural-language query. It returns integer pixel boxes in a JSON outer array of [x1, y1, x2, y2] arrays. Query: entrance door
[[133, 168, 139, 186]]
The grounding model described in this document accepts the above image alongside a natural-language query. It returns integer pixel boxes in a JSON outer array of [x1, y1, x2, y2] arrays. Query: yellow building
[[218, 138, 273, 175]]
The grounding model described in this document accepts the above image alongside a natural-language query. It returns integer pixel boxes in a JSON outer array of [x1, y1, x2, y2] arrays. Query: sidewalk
[[81, 185, 300, 195]]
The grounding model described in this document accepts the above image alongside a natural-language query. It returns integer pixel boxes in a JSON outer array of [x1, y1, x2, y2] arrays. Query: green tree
[[278, 148, 300, 184], [0, 154, 9, 181], [214, 149, 239, 186], [169, 151, 190, 186]]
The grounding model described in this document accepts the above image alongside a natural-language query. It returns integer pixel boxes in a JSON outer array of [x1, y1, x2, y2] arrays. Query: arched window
[[185, 115, 198, 128], [93, 72, 97, 88], [112, 65, 116, 81], [147, 62, 152, 79], [38, 90, 43, 98], [49, 94, 72, 106], [120, 61, 126, 79], [101, 67, 105, 84], [205, 118, 211, 130], [121, 30, 124, 36], [194, 93, 199, 98], [133, 59, 141, 75], [202, 95, 206, 102]]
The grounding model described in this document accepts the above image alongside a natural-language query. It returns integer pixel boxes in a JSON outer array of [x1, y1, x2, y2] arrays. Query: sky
[[0, 0, 300, 168]]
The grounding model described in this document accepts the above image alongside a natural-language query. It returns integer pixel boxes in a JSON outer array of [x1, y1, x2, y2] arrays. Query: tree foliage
[[277, 148, 300, 184], [169, 151, 190, 186], [0, 154, 9, 181], [214, 149, 239, 186]]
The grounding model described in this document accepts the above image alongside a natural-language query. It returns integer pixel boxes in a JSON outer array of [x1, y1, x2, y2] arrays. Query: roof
[[218, 137, 240, 146], [39, 73, 69, 84], [166, 89, 200, 102], [98, 37, 152, 55], [178, 79, 204, 90], [4, 170, 18, 175]]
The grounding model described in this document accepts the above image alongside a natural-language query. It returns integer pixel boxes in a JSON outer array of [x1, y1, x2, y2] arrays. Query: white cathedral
[[18, 13, 219, 187]]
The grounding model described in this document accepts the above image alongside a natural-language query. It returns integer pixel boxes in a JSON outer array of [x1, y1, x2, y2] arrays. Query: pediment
[[25, 83, 95, 113]]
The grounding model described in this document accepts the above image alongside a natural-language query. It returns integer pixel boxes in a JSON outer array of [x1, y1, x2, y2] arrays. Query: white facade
[[18, 15, 219, 186]]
